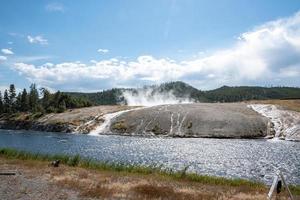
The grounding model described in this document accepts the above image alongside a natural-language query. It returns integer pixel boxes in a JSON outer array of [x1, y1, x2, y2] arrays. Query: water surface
[[0, 129, 299, 185]]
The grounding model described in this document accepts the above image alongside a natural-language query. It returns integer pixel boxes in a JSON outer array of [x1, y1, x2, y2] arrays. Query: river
[[0, 129, 299, 185]]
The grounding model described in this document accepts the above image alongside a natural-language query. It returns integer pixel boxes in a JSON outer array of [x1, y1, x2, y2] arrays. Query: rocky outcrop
[[0, 105, 132, 134], [0, 120, 75, 133], [109, 103, 269, 138]]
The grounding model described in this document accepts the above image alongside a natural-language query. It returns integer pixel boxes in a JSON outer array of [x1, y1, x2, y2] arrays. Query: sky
[[1, 0, 300, 92]]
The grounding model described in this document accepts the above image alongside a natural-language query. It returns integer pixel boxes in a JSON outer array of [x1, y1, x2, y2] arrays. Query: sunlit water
[[0, 129, 299, 185]]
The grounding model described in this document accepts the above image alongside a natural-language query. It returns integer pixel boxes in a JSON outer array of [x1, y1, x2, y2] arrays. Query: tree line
[[0, 84, 92, 114], [66, 81, 300, 105]]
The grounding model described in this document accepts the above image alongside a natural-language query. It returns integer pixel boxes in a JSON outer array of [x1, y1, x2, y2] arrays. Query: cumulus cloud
[[45, 3, 64, 12], [97, 49, 109, 54], [27, 35, 48, 45], [12, 11, 300, 91], [0, 56, 7, 62], [1, 48, 14, 55]]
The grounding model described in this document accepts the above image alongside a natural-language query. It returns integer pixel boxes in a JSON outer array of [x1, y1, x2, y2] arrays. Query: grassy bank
[[0, 148, 263, 187], [1, 147, 300, 198]]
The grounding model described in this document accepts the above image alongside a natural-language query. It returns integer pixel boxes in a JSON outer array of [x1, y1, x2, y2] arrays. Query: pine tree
[[9, 84, 16, 111], [29, 84, 39, 112], [20, 89, 29, 112], [57, 99, 66, 113], [53, 91, 62, 108], [15, 93, 22, 111], [40, 88, 51, 109], [0, 91, 3, 113], [3, 89, 10, 113]]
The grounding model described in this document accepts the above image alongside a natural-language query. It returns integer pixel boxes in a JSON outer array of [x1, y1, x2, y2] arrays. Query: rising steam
[[121, 88, 194, 106]]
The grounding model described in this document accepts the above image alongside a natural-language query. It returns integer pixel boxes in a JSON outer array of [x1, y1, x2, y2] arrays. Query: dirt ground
[[0, 157, 297, 200]]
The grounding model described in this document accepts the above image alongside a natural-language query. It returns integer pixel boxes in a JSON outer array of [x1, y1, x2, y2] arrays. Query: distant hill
[[65, 82, 300, 105], [204, 86, 300, 102]]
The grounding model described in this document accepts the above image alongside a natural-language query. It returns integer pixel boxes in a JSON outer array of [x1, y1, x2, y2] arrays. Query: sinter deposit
[[248, 104, 300, 141], [91, 103, 269, 138]]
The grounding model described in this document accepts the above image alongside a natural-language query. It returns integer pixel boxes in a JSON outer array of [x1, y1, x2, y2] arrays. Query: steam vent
[[110, 103, 269, 138]]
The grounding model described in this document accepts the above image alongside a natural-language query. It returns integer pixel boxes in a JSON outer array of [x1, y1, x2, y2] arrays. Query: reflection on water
[[0, 129, 299, 185]]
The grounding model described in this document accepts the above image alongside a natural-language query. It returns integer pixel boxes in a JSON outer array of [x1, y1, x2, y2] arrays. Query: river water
[[0, 129, 299, 185]]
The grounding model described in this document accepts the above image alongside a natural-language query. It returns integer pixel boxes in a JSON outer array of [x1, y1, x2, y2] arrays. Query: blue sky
[[1, 0, 300, 92]]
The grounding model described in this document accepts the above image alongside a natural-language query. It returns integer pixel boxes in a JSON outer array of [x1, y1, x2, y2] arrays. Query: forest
[[0, 84, 92, 114]]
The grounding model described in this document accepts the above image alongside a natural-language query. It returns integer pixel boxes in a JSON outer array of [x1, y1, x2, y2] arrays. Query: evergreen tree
[[57, 99, 66, 113], [20, 89, 29, 112], [29, 84, 39, 112], [53, 91, 62, 108], [15, 93, 22, 111], [40, 88, 51, 109], [3, 89, 10, 113], [0, 91, 3, 113], [9, 84, 16, 111]]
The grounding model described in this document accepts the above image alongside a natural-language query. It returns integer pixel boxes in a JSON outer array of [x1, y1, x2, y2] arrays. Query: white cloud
[[0, 85, 22, 94], [97, 49, 109, 54], [0, 56, 7, 62], [0, 86, 8, 93], [1, 48, 14, 55], [11, 11, 300, 91], [27, 35, 48, 45], [45, 3, 64, 12]]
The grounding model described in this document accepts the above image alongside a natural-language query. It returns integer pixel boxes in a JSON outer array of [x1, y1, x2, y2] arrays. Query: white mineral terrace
[[248, 104, 300, 141]]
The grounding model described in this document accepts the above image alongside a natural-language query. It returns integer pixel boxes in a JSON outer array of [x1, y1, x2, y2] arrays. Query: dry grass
[[78, 170, 88, 179], [131, 184, 218, 200], [56, 178, 115, 198], [247, 99, 300, 112], [132, 184, 175, 199], [81, 183, 115, 198]]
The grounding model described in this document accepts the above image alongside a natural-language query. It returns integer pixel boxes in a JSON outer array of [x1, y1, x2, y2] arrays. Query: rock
[[0, 106, 132, 134], [50, 160, 60, 167], [110, 103, 269, 138]]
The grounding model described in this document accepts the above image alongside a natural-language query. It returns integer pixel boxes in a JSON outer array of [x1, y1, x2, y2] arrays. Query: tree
[[40, 88, 51, 110], [20, 89, 29, 112], [57, 99, 66, 113], [3, 89, 10, 113], [53, 91, 62, 108], [9, 84, 16, 111], [29, 84, 39, 112], [0, 91, 3, 113], [15, 93, 22, 111]]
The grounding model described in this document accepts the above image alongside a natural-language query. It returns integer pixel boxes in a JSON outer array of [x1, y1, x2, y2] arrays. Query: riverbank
[[0, 100, 299, 140], [0, 148, 299, 200], [0, 105, 133, 134]]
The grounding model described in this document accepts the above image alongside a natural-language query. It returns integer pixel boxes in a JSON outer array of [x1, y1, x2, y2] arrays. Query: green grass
[[0, 147, 299, 194], [290, 185, 300, 195]]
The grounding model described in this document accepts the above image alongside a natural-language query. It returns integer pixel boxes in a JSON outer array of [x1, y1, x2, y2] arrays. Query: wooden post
[[267, 170, 294, 200], [267, 174, 278, 200], [279, 171, 294, 200]]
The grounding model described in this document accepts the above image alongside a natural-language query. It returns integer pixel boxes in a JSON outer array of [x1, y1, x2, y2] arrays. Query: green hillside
[[204, 86, 300, 102], [65, 82, 300, 105]]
